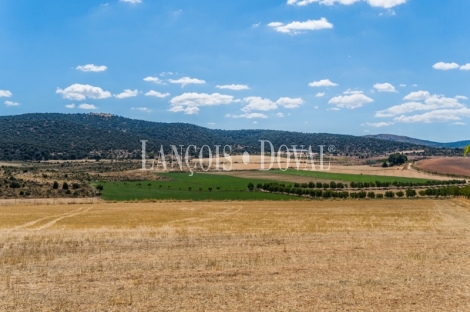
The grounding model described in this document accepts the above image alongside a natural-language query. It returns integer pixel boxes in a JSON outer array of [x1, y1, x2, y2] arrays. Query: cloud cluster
[[226, 113, 268, 119], [268, 18, 333, 34], [169, 77, 206, 87], [76, 64, 107, 72], [169, 93, 234, 115], [308, 79, 338, 87], [287, 0, 407, 8], [145, 90, 170, 98], [373, 82, 397, 92], [328, 94, 374, 109], [56, 84, 111, 101], [241, 96, 304, 112], [143, 76, 164, 84], [216, 84, 249, 91], [374, 90, 470, 124], [114, 89, 138, 99], [0, 90, 13, 97], [433, 62, 470, 70], [5, 101, 20, 107], [120, 0, 141, 3]]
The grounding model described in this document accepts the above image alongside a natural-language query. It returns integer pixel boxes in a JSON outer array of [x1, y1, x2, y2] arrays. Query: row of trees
[[256, 182, 470, 199], [260, 179, 466, 192]]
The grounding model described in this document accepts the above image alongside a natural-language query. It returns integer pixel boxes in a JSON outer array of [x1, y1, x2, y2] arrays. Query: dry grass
[[1, 199, 470, 311]]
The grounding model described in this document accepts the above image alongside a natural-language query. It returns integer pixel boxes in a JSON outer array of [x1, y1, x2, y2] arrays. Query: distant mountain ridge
[[0, 113, 462, 161], [364, 134, 470, 149]]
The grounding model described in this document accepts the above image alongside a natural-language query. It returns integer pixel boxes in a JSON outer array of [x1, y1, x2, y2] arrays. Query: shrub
[[376, 193, 384, 198], [396, 191, 405, 198], [367, 191, 376, 199], [406, 189, 417, 198], [53, 181, 59, 189], [72, 183, 81, 189]]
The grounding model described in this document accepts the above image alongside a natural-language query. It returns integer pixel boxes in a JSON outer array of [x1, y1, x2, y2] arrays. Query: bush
[[247, 182, 254, 191], [72, 183, 81, 189], [377, 193, 384, 198], [367, 191, 376, 199], [62, 182, 69, 190], [53, 181, 59, 189], [396, 191, 405, 198], [406, 189, 417, 198], [385, 191, 395, 198], [9, 182, 21, 189]]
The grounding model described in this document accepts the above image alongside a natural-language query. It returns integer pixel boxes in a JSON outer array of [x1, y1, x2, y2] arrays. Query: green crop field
[[96, 172, 301, 201], [270, 169, 435, 184]]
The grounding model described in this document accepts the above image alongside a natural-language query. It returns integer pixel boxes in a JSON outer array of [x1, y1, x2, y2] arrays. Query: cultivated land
[[1, 199, 470, 311], [415, 157, 470, 177]]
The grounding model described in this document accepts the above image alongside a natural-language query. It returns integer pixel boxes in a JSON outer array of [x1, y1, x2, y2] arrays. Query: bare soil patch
[[1, 200, 470, 311]]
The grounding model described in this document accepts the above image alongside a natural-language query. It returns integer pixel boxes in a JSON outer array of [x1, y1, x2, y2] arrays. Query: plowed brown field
[[415, 157, 470, 177], [1, 200, 470, 311]]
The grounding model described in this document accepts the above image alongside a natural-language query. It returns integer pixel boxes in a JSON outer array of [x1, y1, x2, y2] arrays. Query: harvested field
[[415, 157, 470, 177], [1, 199, 470, 311]]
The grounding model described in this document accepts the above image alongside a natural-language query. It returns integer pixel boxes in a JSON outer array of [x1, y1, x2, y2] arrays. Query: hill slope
[[364, 134, 470, 149], [0, 113, 459, 161]]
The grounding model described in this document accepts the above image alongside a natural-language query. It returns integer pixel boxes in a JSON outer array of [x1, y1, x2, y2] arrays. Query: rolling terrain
[[0, 113, 461, 161]]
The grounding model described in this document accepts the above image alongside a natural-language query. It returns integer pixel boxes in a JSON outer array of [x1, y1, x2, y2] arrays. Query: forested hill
[[0, 113, 459, 161], [364, 134, 470, 149]]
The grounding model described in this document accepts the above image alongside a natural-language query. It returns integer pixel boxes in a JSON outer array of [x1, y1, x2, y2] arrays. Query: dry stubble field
[[1, 199, 470, 311]]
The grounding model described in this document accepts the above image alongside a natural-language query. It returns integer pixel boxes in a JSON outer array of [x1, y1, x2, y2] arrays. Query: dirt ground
[[415, 157, 470, 177], [1, 199, 470, 311]]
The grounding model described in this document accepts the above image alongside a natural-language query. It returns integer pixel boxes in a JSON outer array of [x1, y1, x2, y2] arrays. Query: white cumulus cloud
[[328, 94, 374, 109], [308, 79, 338, 87], [375, 97, 465, 117], [4, 101, 20, 107], [316, 92, 325, 97], [78, 104, 97, 110], [277, 113, 284, 117], [367, 0, 407, 8], [169, 93, 234, 114], [76, 64, 107, 72], [226, 113, 268, 119], [373, 83, 397, 93], [56, 84, 111, 101], [216, 84, 249, 91], [394, 108, 470, 123], [169, 77, 206, 87], [287, 0, 407, 8], [460, 64, 470, 70], [268, 18, 333, 34], [453, 122, 466, 125], [65, 104, 75, 109], [456, 95, 468, 100], [0, 90, 12, 97], [114, 89, 139, 99], [363, 122, 394, 127], [241, 97, 304, 112], [343, 89, 363, 94], [120, 0, 141, 3], [403, 90, 431, 101], [143, 76, 164, 84], [433, 62, 459, 70], [145, 90, 170, 98]]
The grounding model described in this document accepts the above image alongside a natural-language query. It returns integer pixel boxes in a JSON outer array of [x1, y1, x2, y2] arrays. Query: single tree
[[53, 181, 59, 189], [464, 145, 470, 157]]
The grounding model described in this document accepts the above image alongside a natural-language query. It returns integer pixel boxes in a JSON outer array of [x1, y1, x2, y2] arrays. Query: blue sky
[[1, 0, 469, 141]]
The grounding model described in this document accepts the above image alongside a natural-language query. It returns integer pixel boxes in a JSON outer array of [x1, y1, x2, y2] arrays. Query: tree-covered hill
[[0, 113, 460, 161]]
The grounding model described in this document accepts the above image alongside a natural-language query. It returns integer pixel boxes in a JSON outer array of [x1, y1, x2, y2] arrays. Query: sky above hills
[[0, 0, 469, 141]]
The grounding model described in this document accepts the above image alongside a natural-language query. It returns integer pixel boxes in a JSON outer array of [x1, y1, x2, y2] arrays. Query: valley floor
[[1, 199, 470, 311]]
